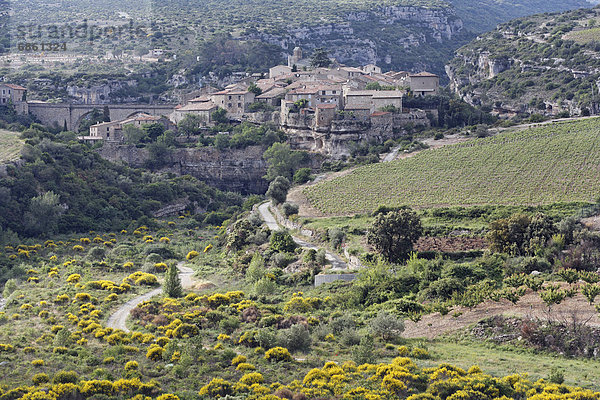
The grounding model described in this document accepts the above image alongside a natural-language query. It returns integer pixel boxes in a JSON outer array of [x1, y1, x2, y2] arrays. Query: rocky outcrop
[[445, 7, 600, 117], [282, 110, 429, 158], [98, 144, 270, 194], [245, 5, 464, 74]]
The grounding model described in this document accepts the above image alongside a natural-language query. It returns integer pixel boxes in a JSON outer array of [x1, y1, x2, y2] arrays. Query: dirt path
[[258, 202, 348, 270], [105, 261, 198, 332], [403, 290, 600, 339]]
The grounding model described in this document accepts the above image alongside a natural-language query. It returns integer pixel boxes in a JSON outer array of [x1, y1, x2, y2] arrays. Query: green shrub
[[277, 324, 311, 352], [32, 373, 50, 385], [370, 310, 405, 342]]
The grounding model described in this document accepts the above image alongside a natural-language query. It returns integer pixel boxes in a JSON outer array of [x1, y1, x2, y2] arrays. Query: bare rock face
[[245, 5, 463, 74], [98, 144, 269, 194]]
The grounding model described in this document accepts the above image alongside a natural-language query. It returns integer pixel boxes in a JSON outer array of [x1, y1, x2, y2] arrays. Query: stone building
[[171, 97, 218, 124], [210, 89, 255, 116], [409, 72, 439, 96], [0, 83, 28, 114]]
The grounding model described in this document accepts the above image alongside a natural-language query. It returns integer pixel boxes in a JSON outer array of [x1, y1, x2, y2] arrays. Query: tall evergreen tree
[[164, 264, 183, 298]]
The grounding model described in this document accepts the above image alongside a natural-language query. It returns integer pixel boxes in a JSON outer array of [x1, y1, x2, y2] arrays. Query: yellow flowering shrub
[[80, 380, 114, 396], [125, 361, 139, 370], [0, 343, 15, 352], [127, 272, 159, 286], [236, 363, 256, 371], [240, 373, 264, 385], [231, 355, 247, 366], [54, 294, 69, 304], [199, 378, 233, 398], [146, 345, 164, 361], [156, 395, 179, 400], [74, 293, 92, 302], [264, 347, 293, 362], [186, 250, 199, 260], [66, 274, 81, 283]]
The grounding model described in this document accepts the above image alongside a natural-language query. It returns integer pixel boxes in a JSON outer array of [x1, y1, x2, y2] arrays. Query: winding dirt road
[[106, 261, 196, 332], [258, 202, 348, 270]]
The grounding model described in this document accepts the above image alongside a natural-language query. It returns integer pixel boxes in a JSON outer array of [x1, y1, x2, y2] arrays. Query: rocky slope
[[446, 6, 600, 117], [245, 5, 466, 77]]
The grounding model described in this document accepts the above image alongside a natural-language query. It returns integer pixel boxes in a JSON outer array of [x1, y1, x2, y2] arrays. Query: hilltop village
[[83, 48, 439, 156]]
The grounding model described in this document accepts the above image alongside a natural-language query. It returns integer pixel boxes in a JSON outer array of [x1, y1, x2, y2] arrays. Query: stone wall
[[314, 273, 357, 287]]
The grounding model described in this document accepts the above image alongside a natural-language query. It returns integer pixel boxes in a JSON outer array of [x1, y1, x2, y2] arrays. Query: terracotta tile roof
[[344, 105, 371, 110], [346, 90, 378, 96], [256, 87, 287, 99], [372, 91, 404, 98], [317, 104, 337, 109], [188, 96, 210, 103], [178, 102, 217, 111], [3, 83, 26, 90], [371, 111, 391, 117], [410, 71, 438, 77]]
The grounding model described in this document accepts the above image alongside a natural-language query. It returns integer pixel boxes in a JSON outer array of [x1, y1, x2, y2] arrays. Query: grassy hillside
[[0, 129, 23, 163], [304, 118, 600, 215]]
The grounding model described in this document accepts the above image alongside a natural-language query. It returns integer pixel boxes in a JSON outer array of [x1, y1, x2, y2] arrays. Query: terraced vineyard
[[0, 129, 23, 163], [304, 118, 600, 215]]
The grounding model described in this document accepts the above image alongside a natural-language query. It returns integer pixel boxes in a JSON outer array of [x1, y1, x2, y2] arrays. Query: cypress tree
[[163, 264, 183, 298]]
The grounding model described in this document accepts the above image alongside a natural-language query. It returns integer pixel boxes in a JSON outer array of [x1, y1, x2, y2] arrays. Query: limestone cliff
[[445, 7, 600, 117], [98, 144, 270, 194], [245, 5, 465, 77]]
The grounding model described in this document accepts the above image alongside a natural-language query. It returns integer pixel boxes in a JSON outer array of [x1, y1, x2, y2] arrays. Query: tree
[[263, 142, 306, 181], [370, 310, 405, 341], [365, 82, 382, 91], [143, 123, 165, 142], [135, 46, 149, 60], [226, 219, 254, 251], [367, 209, 422, 263], [487, 213, 556, 256], [123, 124, 146, 144], [23, 191, 64, 236], [212, 107, 228, 124], [248, 83, 262, 96], [269, 230, 296, 253], [157, 130, 176, 147], [266, 176, 290, 205], [352, 334, 375, 364], [310, 48, 331, 68], [145, 142, 171, 169], [293, 168, 312, 184], [178, 114, 203, 136], [102, 106, 110, 122], [164, 264, 183, 298]]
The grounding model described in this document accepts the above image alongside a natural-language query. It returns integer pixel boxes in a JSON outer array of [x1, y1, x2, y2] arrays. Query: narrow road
[[258, 202, 347, 270], [106, 261, 195, 332], [382, 145, 403, 162]]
